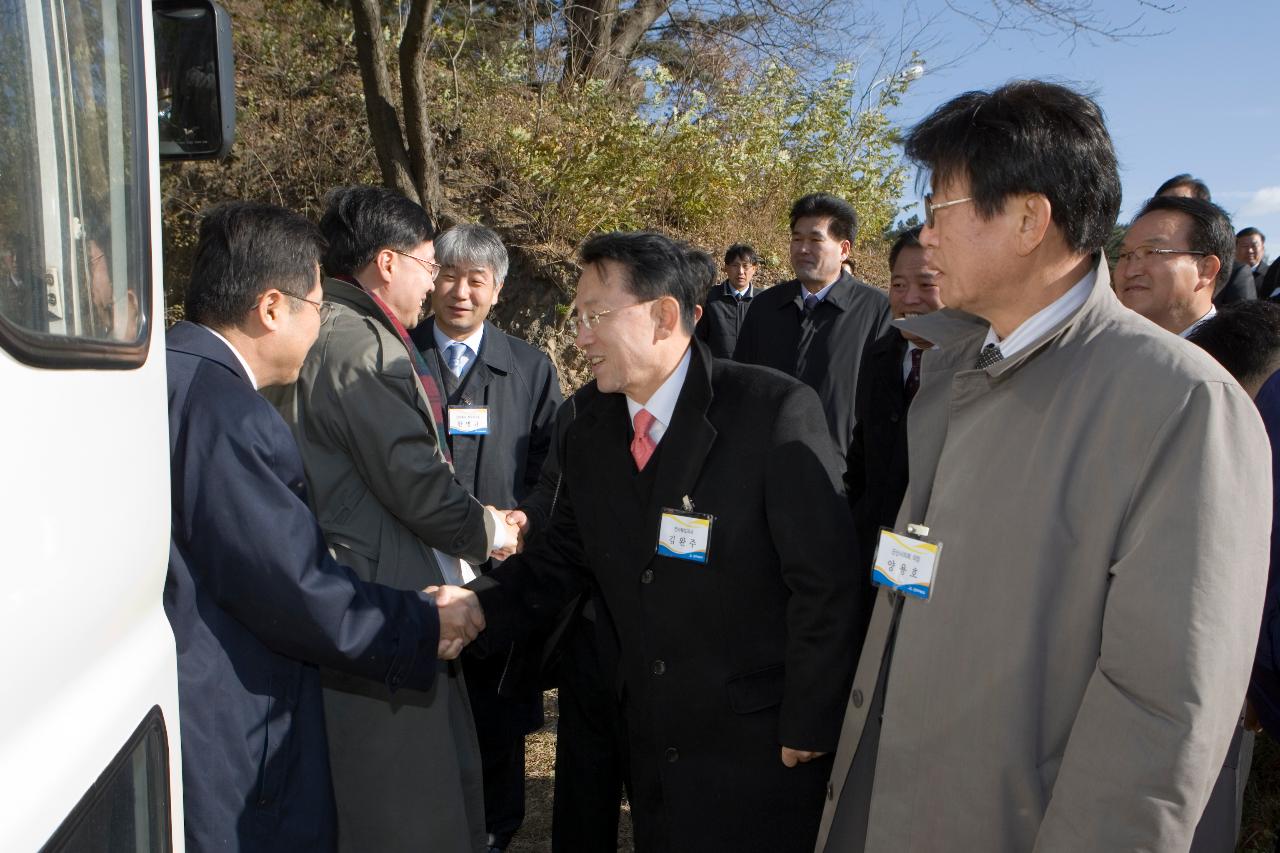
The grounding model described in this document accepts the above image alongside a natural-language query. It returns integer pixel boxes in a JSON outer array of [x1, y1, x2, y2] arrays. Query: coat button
[[827, 781, 834, 801], [852, 688, 864, 708], [652, 659, 666, 675], [666, 747, 679, 763], [640, 569, 654, 584]]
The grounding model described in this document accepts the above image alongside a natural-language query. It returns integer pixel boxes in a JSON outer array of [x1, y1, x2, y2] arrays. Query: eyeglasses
[[923, 194, 973, 229], [572, 299, 658, 332], [393, 249, 442, 281], [284, 292, 334, 322], [1115, 247, 1208, 266]]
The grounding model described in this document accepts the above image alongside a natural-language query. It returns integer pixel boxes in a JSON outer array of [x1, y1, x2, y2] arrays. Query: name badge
[[871, 524, 942, 600], [447, 406, 490, 435], [657, 504, 714, 564]]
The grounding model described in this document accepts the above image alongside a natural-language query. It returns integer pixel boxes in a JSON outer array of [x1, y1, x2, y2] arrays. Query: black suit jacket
[[1216, 261, 1257, 306], [470, 340, 867, 853], [695, 281, 754, 358], [410, 318, 563, 511], [732, 272, 891, 459], [1253, 261, 1272, 299], [165, 322, 440, 852], [845, 330, 913, 572]]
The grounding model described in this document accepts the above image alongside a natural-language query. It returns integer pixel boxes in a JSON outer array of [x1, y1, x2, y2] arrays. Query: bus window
[[0, 0, 148, 366]]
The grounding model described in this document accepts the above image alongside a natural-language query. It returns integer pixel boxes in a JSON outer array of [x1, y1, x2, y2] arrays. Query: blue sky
[[872, 1, 1280, 258]]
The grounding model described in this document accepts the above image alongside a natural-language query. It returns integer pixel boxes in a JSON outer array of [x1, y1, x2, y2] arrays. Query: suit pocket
[[727, 663, 785, 714], [255, 665, 301, 814]]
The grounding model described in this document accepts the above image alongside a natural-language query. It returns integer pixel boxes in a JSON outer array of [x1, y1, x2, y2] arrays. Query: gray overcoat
[[269, 277, 492, 852], [817, 260, 1271, 853]]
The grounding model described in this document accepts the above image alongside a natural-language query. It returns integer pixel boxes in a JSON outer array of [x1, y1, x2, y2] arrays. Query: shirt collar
[[724, 281, 753, 299], [626, 346, 693, 435], [1179, 304, 1217, 339], [980, 266, 1096, 360], [432, 321, 485, 357], [806, 280, 837, 302], [200, 324, 258, 389]]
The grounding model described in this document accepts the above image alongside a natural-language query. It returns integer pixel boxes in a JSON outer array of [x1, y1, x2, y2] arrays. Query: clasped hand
[[424, 585, 485, 660]]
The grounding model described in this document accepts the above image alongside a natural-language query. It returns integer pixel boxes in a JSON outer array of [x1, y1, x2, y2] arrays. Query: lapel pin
[[681, 495, 695, 511]]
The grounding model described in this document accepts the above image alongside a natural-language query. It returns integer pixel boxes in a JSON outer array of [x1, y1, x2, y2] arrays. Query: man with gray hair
[[410, 223, 564, 853]]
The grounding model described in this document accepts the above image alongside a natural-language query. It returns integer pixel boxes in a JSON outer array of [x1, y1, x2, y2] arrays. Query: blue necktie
[[445, 341, 467, 376], [803, 292, 819, 317]]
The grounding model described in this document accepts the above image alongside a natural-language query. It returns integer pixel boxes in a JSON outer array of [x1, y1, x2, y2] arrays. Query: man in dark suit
[[442, 231, 868, 852], [1153, 175, 1256, 307], [1237, 227, 1270, 297], [695, 243, 759, 358], [165, 202, 481, 852], [409, 223, 564, 853], [732, 193, 892, 457], [845, 226, 943, 572]]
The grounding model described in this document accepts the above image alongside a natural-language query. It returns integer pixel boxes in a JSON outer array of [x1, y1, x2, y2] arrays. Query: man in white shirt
[[1116, 195, 1234, 338], [457, 230, 869, 853]]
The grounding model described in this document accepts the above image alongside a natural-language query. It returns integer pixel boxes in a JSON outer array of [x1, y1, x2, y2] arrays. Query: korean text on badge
[[871, 528, 941, 600]]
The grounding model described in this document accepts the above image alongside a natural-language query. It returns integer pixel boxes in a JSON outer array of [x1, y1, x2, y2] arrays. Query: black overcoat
[[732, 273, 891, 459], [694, 280, 754, 358], [471, 340, 869, 853]]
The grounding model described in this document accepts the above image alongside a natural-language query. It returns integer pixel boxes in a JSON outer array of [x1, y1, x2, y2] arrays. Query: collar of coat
[[167, 320, 254, 386], [417, 317, 514, 375], [895, 254, 1112, 380], [774, 271, 868, 314]]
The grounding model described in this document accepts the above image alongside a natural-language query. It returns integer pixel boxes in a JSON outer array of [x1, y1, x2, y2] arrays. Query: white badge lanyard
[[447, 405, 490, 435], [656, 495, 714, 564], [871, 523, 943, 601]]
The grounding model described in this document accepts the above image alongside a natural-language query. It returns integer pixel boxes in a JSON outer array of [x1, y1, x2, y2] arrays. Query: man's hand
[[1245, 699, 1263, 734], [506, 510, 530, 555], [485, 505, 523, 560], [424, 585, 485, 660], [781, 747, 826, 768]]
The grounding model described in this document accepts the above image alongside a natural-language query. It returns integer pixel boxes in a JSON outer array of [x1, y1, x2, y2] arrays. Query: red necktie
[[631, 408, 657, 471]]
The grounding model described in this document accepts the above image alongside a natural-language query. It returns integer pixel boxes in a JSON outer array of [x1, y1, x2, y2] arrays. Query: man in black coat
[[1237, 227, 1270, 297], [845, 226, 943, 572], [694, 243, 759, 358], [732, 193, 892, 457], [446, 231, 868, 853], [165, 202, 481, 852], [409, 223, 564, 853]]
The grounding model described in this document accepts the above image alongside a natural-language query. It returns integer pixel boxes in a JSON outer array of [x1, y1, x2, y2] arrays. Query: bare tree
[[349, 0, 453, 225]]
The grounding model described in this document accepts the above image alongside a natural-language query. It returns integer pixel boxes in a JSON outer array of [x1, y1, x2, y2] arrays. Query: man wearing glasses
[[1116, 195, 1234, 338], [454, 231, 867, 852], [267, 186, 520, 853], [816, 81, 1270, 853]]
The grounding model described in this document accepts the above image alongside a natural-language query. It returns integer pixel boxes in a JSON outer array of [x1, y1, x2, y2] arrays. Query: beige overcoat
[[817, 261, 1271, 853]]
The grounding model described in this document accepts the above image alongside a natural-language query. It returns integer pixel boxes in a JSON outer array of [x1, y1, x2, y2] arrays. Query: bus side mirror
[[153, 0, 235, 161]]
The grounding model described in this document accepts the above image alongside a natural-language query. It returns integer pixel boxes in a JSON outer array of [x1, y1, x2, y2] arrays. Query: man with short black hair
[[733, 193, 891, 457], [166, 201, 480, 852], [408, 223, 564, 853], [269, 187, 520, 852], [1237, 227, 1270, 297], [461, 230, 868, 852], [818, 81, 1270, 853], [695, 243, 759, 358], [1115, 195, 1233, 337], [1155, 176, 1255, 306]]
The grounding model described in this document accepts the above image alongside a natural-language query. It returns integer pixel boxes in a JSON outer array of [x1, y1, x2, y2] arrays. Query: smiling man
[[817, 81, 1270, 853], [1116, 195, 1233, 337], [268, 187, 520, 853], [845, 226, 942, 575], [733, 194, 891, 458], [457, 231, 868, 853], [408, 223, 564, 853]]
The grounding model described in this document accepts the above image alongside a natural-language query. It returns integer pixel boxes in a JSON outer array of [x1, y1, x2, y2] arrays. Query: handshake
[[425, 585, 486, 660]]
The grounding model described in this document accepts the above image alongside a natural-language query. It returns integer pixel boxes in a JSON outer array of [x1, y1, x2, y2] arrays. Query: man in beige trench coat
[[817, 81, 1272, 853]]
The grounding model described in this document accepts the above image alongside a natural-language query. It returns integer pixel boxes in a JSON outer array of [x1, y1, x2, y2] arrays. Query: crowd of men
[[165, 78, 1280, 853]]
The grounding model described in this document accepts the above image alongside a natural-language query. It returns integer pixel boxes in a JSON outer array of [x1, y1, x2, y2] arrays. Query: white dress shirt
[[432, 323, 485, 376], [626, 347, 693, 446], [1179, 305, 1217, 339], [980, 266, 1096, 360], [201, 324, 259, 389]]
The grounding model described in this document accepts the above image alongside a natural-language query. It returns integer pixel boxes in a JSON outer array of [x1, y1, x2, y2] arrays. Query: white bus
[[0, 1, 231, 848]]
